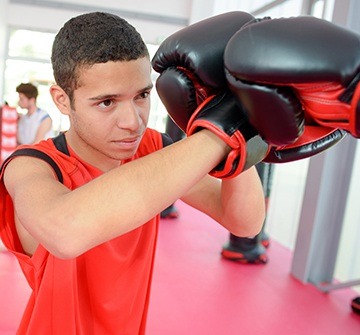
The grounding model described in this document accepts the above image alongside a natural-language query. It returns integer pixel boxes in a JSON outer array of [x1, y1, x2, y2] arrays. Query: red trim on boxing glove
[[292, 81, 360, 138], [186, 95, 248, 179], [350, 82, 360, 136], [209, 131, 247, 179]]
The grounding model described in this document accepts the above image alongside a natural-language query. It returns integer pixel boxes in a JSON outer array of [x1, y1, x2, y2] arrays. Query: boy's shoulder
[[138, 127, 170, 155]]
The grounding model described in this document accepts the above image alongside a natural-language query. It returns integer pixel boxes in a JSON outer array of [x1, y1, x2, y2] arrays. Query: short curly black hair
[[51, 12, 149, 102]]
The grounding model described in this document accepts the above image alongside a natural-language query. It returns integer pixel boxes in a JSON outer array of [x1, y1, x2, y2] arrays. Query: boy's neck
[[27, 105, 37, 115]]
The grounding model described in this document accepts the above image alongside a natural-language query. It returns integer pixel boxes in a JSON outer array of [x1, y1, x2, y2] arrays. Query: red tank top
[[0, 128, 164, 335]]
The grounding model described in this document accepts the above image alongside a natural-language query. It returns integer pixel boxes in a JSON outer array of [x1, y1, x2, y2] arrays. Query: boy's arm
[[33, 116, 52, 143], [4, 130, 237, 258], [181, 166, 265, 238]]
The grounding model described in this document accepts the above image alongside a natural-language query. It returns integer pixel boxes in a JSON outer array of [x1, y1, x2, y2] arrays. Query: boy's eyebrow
[[89, 84, 154, 101]]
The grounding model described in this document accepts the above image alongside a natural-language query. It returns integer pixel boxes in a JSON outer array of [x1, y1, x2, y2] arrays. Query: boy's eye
[[99, 99, 113, 108], [137, 91, 150, 100]]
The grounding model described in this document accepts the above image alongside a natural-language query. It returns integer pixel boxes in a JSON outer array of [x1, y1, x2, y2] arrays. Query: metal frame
[[290, 0, 360, 292], [290, 136, 358, 292]]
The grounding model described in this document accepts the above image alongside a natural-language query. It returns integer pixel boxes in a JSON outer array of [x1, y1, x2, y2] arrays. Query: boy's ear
[[50, 85, 71, 116]]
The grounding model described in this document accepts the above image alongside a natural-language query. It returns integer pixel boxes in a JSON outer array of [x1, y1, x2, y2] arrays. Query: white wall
[[6, 0, 191, 44]]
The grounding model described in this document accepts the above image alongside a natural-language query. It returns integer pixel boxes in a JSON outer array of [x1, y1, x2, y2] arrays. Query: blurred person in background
[[16, 82, 54, 145]]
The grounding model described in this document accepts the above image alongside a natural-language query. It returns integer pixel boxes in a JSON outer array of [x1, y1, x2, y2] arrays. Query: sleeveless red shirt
[[0, 128, 164, 334]]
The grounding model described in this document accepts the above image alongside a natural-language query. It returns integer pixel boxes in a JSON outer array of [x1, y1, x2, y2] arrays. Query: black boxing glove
[[152, 12, 268, 178], [224, 16, 360, 146], [152, 11, 254, 129], [264, 127, 346, 163], [187, 91, 269, 178]]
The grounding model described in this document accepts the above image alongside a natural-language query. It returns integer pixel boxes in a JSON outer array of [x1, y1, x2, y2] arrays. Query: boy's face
[[18, 93, 34, 110], [63, 58, 153, 170]]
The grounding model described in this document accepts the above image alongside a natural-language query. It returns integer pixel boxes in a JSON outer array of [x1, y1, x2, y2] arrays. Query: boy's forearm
[[41, 130, 229, 257], [220, 167, 266, 237]]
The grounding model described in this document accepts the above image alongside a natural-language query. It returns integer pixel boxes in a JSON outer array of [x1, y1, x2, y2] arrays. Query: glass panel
[[266, 159, 309, 250], [8, 29, 55, 61], [3, 59, 66, 132], [256, 0, 302, 17], [334, 143, 360, 293], [4, 59, 54, 107], [4, 29, 167, 134], [214, 0, 302, 17], [214, 0, 278, 14]]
